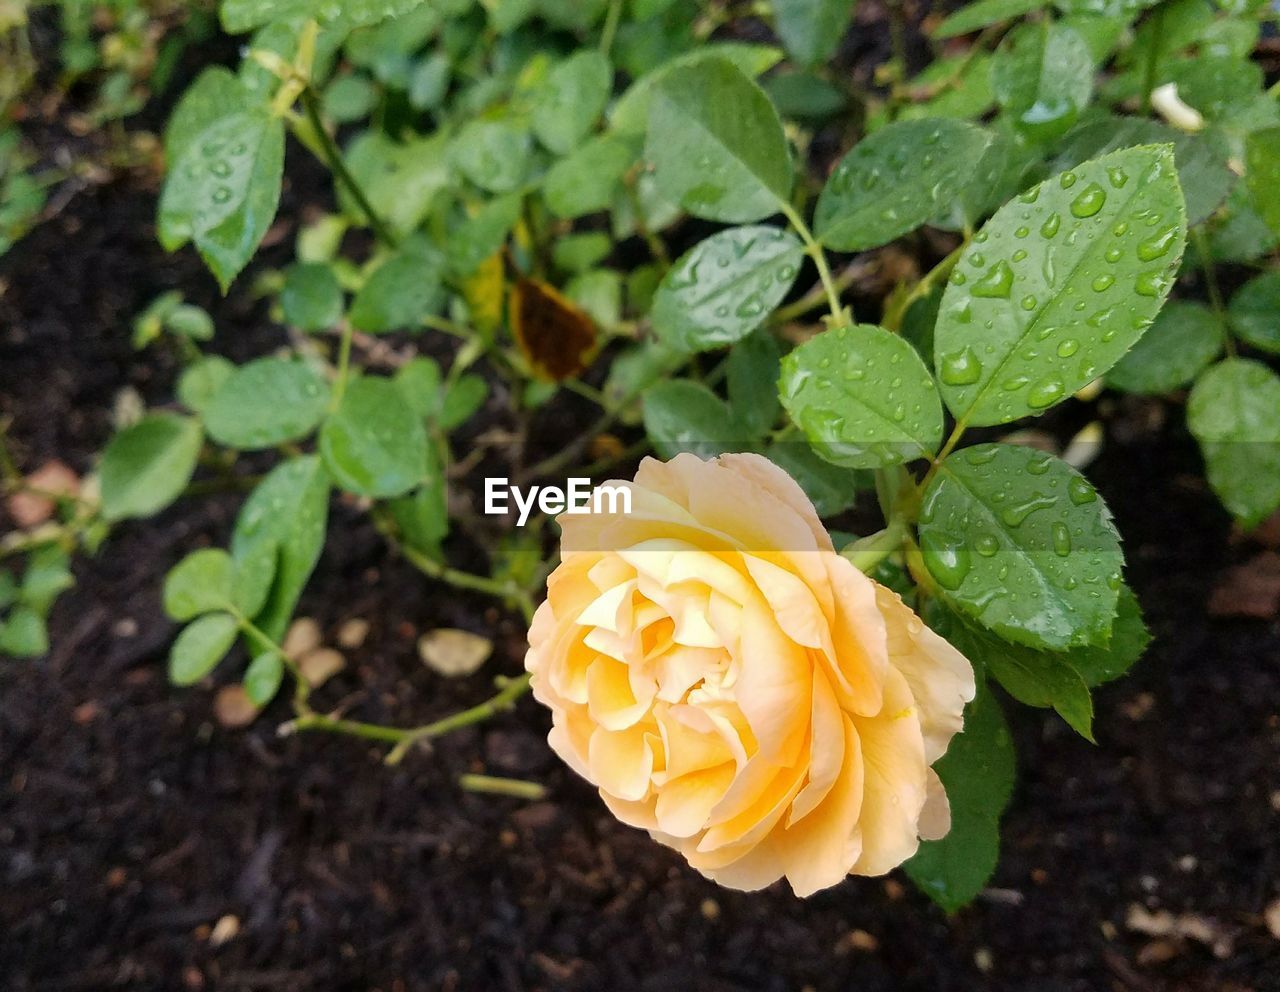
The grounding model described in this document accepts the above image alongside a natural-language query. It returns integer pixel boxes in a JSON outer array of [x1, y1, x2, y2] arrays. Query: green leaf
[[991, 21, 1094, 141], [394, 356, 443, 418], [447, 193, 522, 277], [320, 377, 428, 499], [934, 145, 1187, 427], [645, 59, 793, 224], [544, 135, 638, 219], [169, 612, 239, 686], [643, 381, 750, 459], [651, 226, 803, 352], [553, 231, 613, 274], [532, 50, 612, 154], [934, 0, 1045, 39], [1107, 301, 1222, 394], [763, 443, 868, 517], [323, 75, 380, 123], [231, 456, 329, 642], [164, 68, 251, 165], [244, 651, 284, 706], [100, 413, 203, 521], [281, 262, 343, 332], [388, 447, 449, 556], [1226, 271, 1280, 355], [919, 443, 1123, 650], [904, 683, 1015, 912], [342, 132, 449, 238], [944, 614, 1094, 739], [178, 356, 235, 415], [158, 109, 284, 291], [439, 374, 488, 430], [1245, 126, 1280, 239], [1065, 583, 1150, 688], [610, 43, 784, 136], [727, 330, 783, 438], [220, 0, 429, 32], [350, 245, 446, 332], [1187, 358, 1280, 529], [450, 119, 531, 194], [204, 357, 331, 450], [780, 324, 944, 469], [164, 548, 234, 621], [772, 0, 856, 66], [815, 119, 993, 251], [19, 548, 73, 614], [0, 607, 49, 658]]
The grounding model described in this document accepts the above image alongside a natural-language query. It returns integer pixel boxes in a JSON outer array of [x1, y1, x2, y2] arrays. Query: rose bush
[[526, 453, 975, 896]]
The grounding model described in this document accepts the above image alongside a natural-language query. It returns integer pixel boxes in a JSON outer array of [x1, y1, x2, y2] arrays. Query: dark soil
[[3, 18, 1280, 992]]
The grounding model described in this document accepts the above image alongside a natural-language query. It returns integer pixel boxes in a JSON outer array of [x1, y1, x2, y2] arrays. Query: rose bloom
[[525, 453, 975, 896]]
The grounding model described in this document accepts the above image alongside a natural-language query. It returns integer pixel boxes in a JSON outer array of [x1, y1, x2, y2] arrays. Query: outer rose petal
[[525, 453, 977, 897]]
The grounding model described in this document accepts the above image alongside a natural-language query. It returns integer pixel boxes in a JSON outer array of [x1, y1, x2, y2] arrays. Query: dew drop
[[1020, 294, 1037, 311], [1106, 166, 1129, 189], [1052, 521, 1073, 557], [1056, 338, 1080, 358], [1068, 477, 1097, 505], [1091, 273, 1115, 292], [1040, 213, 1061, 238], [1136, 227, 1179, 261], [1135, 271, 1168, 297], [1001, 493, 1057, 527], [975, 533, 1000, 557], [972, 260, 1014, 299], [939, 347, 983, 385], [1069, 183, 1107, 218], [1060, 171, 1078, 189], [1027, 378, 1065, 409], [921, 532, 971, 590]]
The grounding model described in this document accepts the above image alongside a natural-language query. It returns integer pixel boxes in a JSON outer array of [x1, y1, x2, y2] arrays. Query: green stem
[[779, 202, 845, 323], [771, 264, 860, 326], [1141, 3, 1166, 114], [331, 319, 356, 407], [840, 518, 908, 573], [375, 512, 536, 623], [299, 87, 399, 249], [384, 673, 533, 765], [600, 0, 624, 55], [882, 239, 967, 332], [458, 773, 546, 799]]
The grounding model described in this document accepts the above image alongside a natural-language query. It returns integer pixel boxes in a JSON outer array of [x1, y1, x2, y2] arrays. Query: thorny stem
[[299, 87, 399, 249]]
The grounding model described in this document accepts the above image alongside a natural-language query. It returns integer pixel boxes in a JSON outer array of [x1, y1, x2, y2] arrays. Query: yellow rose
[[525, 453, 975, 896]]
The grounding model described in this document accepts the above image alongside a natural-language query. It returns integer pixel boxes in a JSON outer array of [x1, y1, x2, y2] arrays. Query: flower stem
[[299, 87, 399, 249], [780, 202, 845, 323]]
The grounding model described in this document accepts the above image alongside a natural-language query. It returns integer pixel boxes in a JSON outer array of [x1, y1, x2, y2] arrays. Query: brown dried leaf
[[7, 460, 80, 527], [509, 277, 598, 382], [418, 628, 492, 677], [213, 686, 260, 729]]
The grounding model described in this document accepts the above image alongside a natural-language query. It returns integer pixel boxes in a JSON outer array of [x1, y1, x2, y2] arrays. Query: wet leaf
[[350, 243, 446, 332], [644, 59, 792, 224], [1187, 359, 1280, 529], [158, 107, 284, 291], [509, 277, 599, 382], [727, 330, 782, 439], [651, 226, 803, 352], [204, 357, 331, 450], [450, 119, 531, 194], [231, 456, 330, 643], [815, 118, 992, 251], [99, 413, 203, 522], [780, 324, 944, 468], [221, 0, 428, 33], [918, 443, 1124, 650], [934, 145, 1187, 427], [1107, 301, 1222, 394], [243, 651, 284, 705], [320, 376, 428, 499]]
